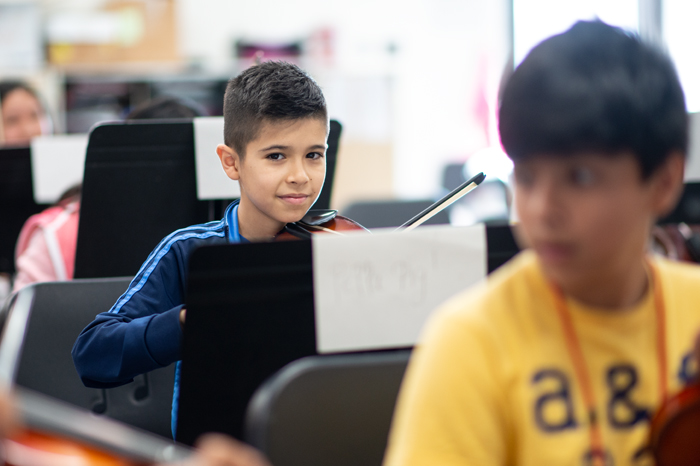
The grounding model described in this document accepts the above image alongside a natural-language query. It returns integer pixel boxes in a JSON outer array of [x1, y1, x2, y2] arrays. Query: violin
[[3, 388, 191, 466], [276, 172, 486, 240], [276, 210, 369, 240], [649, 381, 700, 466], [645, 223, 700, 465], [649, 331, 700, 466]]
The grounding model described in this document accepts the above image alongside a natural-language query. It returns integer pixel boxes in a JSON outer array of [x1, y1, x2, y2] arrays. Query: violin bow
[[397, 172, 486, 232]]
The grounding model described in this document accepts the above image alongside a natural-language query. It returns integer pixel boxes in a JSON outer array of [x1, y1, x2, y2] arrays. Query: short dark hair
[[126, 95, 207, 120], [499, 20, 687, 178], [223, 61, 327, 156], [0, 81, 43, 110]]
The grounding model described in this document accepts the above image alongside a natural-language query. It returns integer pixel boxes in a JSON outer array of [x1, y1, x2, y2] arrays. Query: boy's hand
[[185, 433, 273, 466], [180, 308, 186, 328]]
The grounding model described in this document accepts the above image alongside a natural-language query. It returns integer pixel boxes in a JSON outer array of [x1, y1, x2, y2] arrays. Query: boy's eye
[[306, 152, 324, 160], [267, 153, 284, 160], [570, 167, 595, 186]]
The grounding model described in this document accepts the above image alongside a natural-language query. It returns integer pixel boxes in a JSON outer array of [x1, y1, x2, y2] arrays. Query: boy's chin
[[276, 210, 310, 225], [535, 254, 580, 285]]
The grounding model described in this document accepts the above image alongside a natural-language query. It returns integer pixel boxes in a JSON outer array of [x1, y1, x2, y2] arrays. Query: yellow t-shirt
[[384, 250, 700, 466]]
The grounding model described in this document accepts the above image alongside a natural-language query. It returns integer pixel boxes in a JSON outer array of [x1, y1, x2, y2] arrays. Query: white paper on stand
[[193, 117, 241, 200], [312, 224, 487, 353], [31, 134, 88, 204]]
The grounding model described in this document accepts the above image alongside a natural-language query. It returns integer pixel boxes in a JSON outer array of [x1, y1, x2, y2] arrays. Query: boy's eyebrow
[[259, 144, 288, 151], [259, 144, 328, 152]]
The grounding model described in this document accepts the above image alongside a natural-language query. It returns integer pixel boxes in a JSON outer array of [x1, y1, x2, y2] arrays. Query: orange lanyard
[[550, 261, 668, 466]]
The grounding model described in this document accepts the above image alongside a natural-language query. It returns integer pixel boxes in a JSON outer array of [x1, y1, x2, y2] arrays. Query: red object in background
[[235, 40, 302, 66]]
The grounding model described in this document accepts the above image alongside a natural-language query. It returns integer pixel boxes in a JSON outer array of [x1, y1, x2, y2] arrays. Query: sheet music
[[193, 117, 241, 200], [31, 134, 88, 204], [312, 224, 487, 353]]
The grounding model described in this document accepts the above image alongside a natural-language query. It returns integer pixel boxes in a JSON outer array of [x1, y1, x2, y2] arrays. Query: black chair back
[[245, 350, 411, 466], [0, 147, 47, 274], [0, 279, 174, 438], [314, 119, 341, 210]]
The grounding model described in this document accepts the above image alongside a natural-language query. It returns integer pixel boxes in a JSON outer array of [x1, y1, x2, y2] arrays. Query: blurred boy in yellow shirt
[[384, 20, 697, 466]]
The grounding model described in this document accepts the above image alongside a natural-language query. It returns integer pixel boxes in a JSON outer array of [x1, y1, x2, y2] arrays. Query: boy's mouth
[[279, 194, 310, 205], [534, 241, 575, 265]]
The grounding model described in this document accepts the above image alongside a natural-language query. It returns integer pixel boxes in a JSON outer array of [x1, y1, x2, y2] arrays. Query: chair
[[341, 200, 449, 229], [314, 119, 342, 210], [104, 366, 175, 439], [0, 278, 175, 438], [0, 147, 47, 274], [245, 350, 411, 466]]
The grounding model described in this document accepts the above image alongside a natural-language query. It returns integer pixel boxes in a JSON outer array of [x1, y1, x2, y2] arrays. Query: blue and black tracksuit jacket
[[72, 200, 245, 437]]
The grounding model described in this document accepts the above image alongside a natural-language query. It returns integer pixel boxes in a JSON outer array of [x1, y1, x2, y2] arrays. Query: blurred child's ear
[[216, 144, 242, 181], [651, 151, 685, 217]]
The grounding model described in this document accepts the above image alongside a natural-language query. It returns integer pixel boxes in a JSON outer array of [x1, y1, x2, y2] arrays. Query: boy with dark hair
[[72, 61, 329, 436], [383, 21, 698, 465]]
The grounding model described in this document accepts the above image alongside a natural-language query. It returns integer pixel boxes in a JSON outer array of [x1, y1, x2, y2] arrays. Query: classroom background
[[3, 1, 700, 462], [4, 0, 698, 216]]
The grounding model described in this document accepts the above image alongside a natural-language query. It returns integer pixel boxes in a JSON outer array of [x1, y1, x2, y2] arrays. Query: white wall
[[175, 0, 511, 200]]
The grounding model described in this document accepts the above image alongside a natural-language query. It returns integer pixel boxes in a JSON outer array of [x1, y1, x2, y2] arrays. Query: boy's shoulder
[[131, 214, 232, 283], [153, 218, 229, 255], [149, 200, 239, 256], [653, 254, 700, 294]]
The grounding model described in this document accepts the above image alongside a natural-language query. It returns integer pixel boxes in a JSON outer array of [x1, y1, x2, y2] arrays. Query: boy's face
[[513, 152, 683, 294], [217, 117, 328, 238]]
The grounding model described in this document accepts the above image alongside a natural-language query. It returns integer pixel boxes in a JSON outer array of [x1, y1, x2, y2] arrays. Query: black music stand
[[175, 223, 518, 445], [0, 147, 48, 274], [74, 120, 212, 279], [659, 182, 700, 225], [486, 223, 520, 273], [74, 119, 342, 279], [177, 240, 317, 445]]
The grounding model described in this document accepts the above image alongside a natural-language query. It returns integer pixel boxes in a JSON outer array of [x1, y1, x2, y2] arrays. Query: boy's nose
[[287, 158, 310, 184]]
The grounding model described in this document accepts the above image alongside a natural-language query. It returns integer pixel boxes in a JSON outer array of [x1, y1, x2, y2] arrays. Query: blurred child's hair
[[0, 81, 42, 106], [223, 61, 327, 157], [499, 20, 687, 178], [126, 95, 207, 120]]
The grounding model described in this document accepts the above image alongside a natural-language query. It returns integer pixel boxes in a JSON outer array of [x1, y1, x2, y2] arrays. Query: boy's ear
[[651, 151, 685, 217], [216, 144, 241, 181]]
